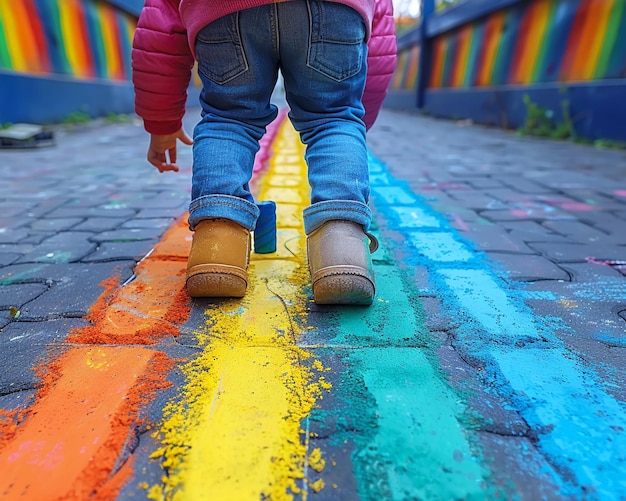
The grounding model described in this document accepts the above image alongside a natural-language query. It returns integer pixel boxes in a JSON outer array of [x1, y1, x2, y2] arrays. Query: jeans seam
[[272, 1, 279, 55], [305, 202, 370, 214], [190, 197, 258, 215]]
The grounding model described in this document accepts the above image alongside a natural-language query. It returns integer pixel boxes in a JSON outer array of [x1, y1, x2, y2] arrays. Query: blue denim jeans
[[189, 0, 371, 235]]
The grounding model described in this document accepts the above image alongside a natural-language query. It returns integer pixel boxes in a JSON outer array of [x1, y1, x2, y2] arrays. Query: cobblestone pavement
[[368, 109, 626, 399], [0, 107, 624, 500]]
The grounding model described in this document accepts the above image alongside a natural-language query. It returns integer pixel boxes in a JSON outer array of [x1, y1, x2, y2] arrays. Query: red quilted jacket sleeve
[[363, 0, 397, 131], [132, 0, 194, 135]]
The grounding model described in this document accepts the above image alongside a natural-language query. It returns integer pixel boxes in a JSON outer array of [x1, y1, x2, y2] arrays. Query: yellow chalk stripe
[[149, 120, 329, 500]]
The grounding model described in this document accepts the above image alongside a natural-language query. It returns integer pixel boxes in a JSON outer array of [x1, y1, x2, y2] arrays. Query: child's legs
[[190, 9, 280, 231], [277, 0, 370, 235]]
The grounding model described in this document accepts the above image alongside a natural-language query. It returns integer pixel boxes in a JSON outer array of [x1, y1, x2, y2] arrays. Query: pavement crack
[[0, 384, 42, 398], [263, 278, 306, 408], [478, 425, 530, 438]]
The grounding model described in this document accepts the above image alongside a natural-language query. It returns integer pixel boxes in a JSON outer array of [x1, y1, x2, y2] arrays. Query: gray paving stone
[[483, 188, 538, 204], [0, 204, 26, 218], [560, 262, 626, 282], [58, 196, 117, 209], [17, 262, 136, 320], [413, 190, 457, 207], [477, 433, 564, 500], [480, 208, 575, 222], [0, 243, 35, 255], [447, 190, 510, 210], [438, 343, 529, 436], [19, 233, 54, 245], [419, 297, 451, 332], [487, 252, 571, 281], [0, 318, 87, 395], [544, 219, 626, 245], [460, 226, 538, 253], [0, 218, 28, 230], [89, 228, 162, 243], [0, 253, 20, 267], [16, 232, 97, 263], [566, 190, 626, 210], [47, 206, 137, 219], [576, 211, 626, 234], [0, 261, 134, 287], [30, 218, 83, 232], [122, 194, 188, 210], [500, 221, 573, 243], [497, 177, 554, 194], [26, 196, 71, 219], [0, 228, 30, 244], [0, 283, 48, 309], [528, 242, 626, 263], [465, 178, 506, 189], [121, 218, 174, 229], [136, 207, 188, 219], [0, 312, 10, 330], [0, 388, 36, 411], [72, 217, 128, 232], [82, 241, 156, 262]]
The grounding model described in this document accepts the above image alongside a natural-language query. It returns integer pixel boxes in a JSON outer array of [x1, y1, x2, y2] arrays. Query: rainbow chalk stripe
[[392, 0, 626, 90], [0, 0, 136, 80]]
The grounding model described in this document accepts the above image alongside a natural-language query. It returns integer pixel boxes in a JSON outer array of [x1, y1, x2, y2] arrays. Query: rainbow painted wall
[[393, 0, 626, 91], [0, 0, 136, 81], [388, 0, 626, 141], [0, 0, 144, 124]]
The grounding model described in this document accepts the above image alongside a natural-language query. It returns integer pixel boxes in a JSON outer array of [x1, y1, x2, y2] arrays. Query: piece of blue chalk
[[254, 201, 277, 254]]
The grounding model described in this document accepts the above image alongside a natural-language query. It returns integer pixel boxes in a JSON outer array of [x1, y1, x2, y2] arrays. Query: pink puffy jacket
[[132, 0, 397, 135]]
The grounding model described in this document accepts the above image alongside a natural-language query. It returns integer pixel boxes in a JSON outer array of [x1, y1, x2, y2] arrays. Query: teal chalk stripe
[[336, 265, 427, 347], [351, 347, 489, 501], [331, 264, 493, 500], [367, 151, 626, 498]]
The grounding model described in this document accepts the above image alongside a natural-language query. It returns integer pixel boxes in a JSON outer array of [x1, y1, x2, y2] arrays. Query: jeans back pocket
[[195, 13, 248, 85], [307, 1, 366, 82]]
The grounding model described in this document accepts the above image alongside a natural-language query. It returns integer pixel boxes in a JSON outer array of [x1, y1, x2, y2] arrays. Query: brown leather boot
[[307, 220, 378, 305], [186, 219, 251, 298]]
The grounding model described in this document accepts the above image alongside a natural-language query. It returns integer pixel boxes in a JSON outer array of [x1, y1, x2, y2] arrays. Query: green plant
[[0, 123, 12, 130], [593, 138, 626, 150], [519, 95, 623, 149], [103, 113, 133, 124], [62, 111, 91, 125], [519, 94, 576, 140]]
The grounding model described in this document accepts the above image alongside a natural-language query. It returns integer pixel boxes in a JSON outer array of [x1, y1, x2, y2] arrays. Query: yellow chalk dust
[[148, 120, 330, 500]]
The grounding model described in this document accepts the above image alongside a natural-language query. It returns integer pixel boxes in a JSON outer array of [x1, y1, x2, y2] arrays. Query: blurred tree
[[393, 0, 421, 18], [435, 0, 461, 12], [393, 0, 461, 19]]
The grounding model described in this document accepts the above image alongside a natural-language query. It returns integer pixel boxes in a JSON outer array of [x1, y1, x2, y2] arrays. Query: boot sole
[[186, 264, 247, 298], [313, 273, 375, 305]]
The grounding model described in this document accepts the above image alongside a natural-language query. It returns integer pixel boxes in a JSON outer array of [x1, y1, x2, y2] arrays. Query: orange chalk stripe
[[0, 216, 194, 500], [0, 346, 160, 500]]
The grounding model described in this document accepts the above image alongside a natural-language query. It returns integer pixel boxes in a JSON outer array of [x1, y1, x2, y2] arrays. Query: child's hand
[[147, 128, 193, 173]]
